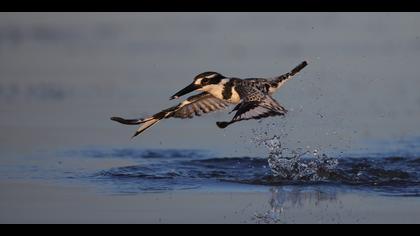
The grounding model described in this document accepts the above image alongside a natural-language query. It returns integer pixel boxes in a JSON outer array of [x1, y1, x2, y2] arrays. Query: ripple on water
[[91, 152, 420, 195], [65, 137, 420, 195]]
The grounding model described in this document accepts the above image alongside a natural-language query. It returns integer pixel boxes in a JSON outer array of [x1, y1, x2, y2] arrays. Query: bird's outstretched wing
[[111, 92, 231, 138], [171, 92, 231, 119], [216, 88, 287, 128]]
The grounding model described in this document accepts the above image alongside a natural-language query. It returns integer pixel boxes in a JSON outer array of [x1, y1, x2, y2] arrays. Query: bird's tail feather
[[290, 61, 308, 76], [273, 61, 308, 85]]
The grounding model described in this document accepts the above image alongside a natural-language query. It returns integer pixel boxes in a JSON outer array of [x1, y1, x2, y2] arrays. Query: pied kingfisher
[[111, 61, 308, 138]]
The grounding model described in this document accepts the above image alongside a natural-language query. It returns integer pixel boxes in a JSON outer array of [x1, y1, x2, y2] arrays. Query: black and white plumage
[[111, 61, 308, 138], [171, 92, 231, 119]]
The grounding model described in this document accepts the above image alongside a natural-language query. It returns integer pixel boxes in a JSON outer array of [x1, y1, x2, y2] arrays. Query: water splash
[[79, 148, 420, 195], [251, 133, 338, 181]]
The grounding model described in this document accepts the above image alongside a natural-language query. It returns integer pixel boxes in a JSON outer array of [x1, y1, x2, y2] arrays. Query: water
[[252, 186, 341, 224], [4, 129, 416, 196], [48, 135, 419, 196], [1, 13, 420, 223]]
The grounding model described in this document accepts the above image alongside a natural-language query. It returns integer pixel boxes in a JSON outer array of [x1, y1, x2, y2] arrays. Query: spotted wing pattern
[[232, 96, 286, 121], [216, 84, 286, 128], [172, 92, 231, 119]]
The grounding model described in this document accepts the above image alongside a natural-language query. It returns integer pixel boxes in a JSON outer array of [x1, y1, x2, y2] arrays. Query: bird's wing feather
[[216, 87, 286, 128], [171, 92, 231, 119], [232, 95, 287, 122], [111, 92, 231, 137]]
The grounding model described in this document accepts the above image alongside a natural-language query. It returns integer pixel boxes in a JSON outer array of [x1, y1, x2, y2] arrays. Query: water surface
[[1, 12, 420, 223]]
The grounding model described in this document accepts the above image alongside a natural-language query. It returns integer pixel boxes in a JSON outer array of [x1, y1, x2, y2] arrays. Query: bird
[[111, 61, 308, 138]]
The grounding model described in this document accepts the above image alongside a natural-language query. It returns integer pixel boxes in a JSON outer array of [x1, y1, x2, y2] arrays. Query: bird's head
[[170, 71, 226, 100]]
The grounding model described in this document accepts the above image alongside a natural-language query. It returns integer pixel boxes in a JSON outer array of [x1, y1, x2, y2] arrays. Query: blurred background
[[0, 12, 419, 157]]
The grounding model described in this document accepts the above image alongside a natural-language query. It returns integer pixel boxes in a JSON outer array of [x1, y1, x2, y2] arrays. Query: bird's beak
[[170, 82, 201, 100]]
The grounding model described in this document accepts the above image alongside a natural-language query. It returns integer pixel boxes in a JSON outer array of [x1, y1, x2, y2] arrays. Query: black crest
[[194, 71, 225, 85]]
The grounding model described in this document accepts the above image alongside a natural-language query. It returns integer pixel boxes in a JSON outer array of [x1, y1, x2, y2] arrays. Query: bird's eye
[[202, 78, 209, 84]]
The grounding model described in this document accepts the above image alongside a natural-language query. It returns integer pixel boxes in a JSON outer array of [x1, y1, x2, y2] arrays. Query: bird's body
[[111, 61, 308, 138]]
